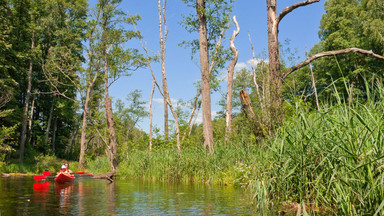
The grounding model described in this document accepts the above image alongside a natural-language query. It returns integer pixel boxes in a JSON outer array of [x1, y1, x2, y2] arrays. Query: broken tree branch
[[276, 0, 320, 27], [282, 48, 384, 80]]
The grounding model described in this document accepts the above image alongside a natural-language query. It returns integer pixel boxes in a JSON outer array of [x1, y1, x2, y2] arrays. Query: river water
[[0, 176, 270, 215]]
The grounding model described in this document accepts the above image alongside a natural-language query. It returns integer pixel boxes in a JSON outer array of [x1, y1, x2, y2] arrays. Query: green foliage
[[303, 0, 384, 105], [33, 154, 63, 173], [0, 121, 18, 162]]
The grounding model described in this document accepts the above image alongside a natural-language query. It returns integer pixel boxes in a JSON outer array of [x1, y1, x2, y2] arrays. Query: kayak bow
[[55, 173, 75, 183]]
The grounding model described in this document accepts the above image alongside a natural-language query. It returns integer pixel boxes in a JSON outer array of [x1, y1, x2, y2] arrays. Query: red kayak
[[55, 173, 75, 183]]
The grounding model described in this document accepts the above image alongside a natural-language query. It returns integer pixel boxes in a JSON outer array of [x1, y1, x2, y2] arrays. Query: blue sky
[[106, 0, 326, 133]]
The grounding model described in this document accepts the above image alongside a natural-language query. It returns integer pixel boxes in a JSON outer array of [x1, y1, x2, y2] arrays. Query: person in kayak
[[64, 162, 73, 175], [58, 165, 67, 175]]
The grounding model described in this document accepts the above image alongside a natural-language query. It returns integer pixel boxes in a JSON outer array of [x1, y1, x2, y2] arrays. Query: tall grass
[[117, 140, 266, 185], [254, 84, 384, 215]]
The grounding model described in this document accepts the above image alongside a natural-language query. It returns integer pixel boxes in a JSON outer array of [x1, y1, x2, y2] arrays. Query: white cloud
[[234, 62, 248, 71], [195, 116, 202, 124], [193, 110, 218, 124], [235, 58, 269, 72]]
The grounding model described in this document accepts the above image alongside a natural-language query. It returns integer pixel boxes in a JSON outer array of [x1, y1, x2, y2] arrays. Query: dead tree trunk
[[149, 79, 155, 151], [189, 101, 201, 137], [265, 0, 283, 134], [158, 0, 169, 139], [239, 90, 264, 138], [182, 89, 201, 141], [225, 16, 240, 142], [259, 0, 320, 135]]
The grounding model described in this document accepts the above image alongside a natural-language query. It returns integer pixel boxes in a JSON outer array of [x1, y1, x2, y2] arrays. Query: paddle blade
[[75, 172, 84, 174], [43, 171, 51, 176], [34, 175, 46, 181]]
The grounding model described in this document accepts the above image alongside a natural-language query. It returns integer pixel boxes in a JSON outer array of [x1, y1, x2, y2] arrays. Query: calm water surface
[[0, 176, 271, 215]]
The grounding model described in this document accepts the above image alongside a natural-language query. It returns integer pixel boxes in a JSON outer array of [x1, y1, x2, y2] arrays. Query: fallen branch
[[92, 171, 116, 182], [1, 173, 29, 177]]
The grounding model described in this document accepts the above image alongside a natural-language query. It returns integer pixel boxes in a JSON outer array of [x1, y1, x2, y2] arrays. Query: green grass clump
[[85, 156, 112, 174]]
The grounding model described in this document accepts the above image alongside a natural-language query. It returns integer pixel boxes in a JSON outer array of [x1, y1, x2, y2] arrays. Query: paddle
[[73, 172, 93, 177], [34, 171, 52, 181], [43, 171, 51, 176], [34, 170, 93, 181]]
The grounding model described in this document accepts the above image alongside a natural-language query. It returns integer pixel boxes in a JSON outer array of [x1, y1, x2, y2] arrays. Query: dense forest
[[1, 0, 384, 214]]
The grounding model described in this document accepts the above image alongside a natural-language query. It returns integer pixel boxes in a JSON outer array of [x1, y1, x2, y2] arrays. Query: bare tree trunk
[[158, 0, 169, 139], [51, 117, 57, 153], [27, 94, 36, 146], [19, 30, 34, 163], [225, 16, 240, 142], [189, 101, 201, 137], [182, 89, 201, 141], [196, 0, 213, 153], [149, 79, 155, 151], [79, 83, 92, 167], [248, 33, 264, 107], [45, 97, 55, 147], [28, 95, 35, 132]]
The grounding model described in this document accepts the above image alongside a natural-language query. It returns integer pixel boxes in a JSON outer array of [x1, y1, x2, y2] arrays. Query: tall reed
[[255, 83, 384, 215]]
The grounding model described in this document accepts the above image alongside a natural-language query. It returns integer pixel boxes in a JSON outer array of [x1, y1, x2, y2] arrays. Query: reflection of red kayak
[[55, 173, 75, 183], [33, 181, 51, 190]]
